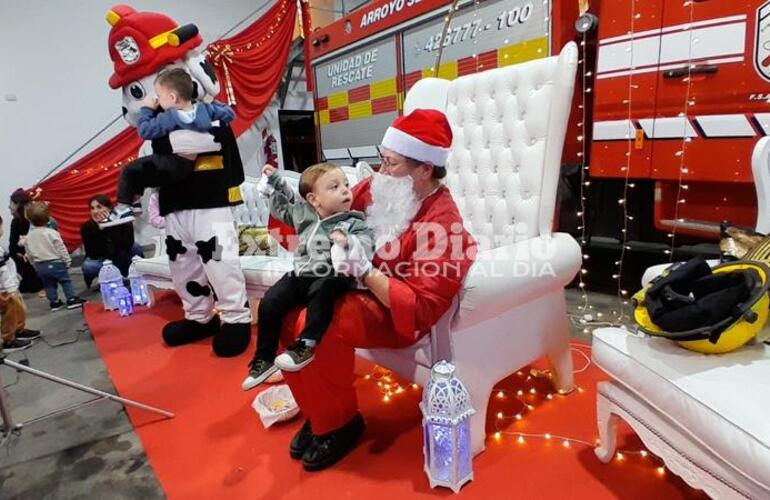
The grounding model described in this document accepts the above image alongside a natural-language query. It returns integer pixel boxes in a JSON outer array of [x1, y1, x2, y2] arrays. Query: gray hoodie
[[267, 171, 374, 277]]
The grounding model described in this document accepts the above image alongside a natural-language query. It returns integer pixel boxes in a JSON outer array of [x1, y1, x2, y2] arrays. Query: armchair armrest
[[453, 233, 581, 331]]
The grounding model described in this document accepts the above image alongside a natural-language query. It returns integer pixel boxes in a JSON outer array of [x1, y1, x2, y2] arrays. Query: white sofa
[[593, 327, 770, 499], [135, 43, 582, 456]]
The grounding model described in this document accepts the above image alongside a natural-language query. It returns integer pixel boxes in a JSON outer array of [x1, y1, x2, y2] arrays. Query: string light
[[668, 0, 696, 260], [614, 0, 638, 322], [366, 361, 664, 477]]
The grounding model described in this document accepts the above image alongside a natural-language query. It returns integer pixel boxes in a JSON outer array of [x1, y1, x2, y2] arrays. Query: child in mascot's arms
[[242, 163, 375, 391], [100, 67, 235, 229]]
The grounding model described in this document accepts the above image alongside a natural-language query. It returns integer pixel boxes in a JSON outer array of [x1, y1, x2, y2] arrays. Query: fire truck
[[306, 0, 770, 252]]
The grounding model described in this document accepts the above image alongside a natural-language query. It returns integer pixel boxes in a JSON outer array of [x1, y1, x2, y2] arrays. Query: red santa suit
[[280, 176, 476, 435]]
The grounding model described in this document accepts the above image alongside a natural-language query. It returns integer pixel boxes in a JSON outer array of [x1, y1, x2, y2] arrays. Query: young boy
[[23, 202, 85, 311], [0, 215, 41, 353], [242, 164, 375, 390], [100, 67, 236, 228]]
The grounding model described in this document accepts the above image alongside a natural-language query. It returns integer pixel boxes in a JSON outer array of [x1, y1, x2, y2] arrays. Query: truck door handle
[[663, 64, 719, 79]]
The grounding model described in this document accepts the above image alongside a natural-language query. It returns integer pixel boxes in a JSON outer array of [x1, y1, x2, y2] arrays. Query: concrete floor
[[0, 270, 164, 500], [0, 267, 627, 499]]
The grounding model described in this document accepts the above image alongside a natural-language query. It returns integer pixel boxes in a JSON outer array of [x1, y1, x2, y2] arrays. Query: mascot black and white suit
[[106, 5, 251, 356]]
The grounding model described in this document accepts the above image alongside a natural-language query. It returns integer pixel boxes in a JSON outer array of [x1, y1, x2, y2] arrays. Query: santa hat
[[106, 4, 203, 89], [381, 109, 453, 167]]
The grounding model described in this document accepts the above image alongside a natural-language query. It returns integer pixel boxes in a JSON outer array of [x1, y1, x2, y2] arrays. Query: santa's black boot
[[162, 316, 221, 347], [212, 322, 251, 357]]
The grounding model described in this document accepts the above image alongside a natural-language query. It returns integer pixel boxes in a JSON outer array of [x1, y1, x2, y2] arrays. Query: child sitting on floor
[[242, 163, 374, 390], [100, 67, 235, 228]]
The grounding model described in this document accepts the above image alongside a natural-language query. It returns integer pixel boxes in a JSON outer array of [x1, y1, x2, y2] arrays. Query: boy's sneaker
[[2, 338, 33, 353], [16, 329, 41, 340], [274, 340, 316, 372], [241, 359, 282, 390], [130, 201, 143, 215], [50, 300, 64, 311], [98, 206, 135, 229], [66, 297, 86, 309]]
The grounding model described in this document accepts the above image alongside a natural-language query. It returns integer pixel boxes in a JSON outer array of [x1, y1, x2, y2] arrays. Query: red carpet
[[85, 293, 706, 499]]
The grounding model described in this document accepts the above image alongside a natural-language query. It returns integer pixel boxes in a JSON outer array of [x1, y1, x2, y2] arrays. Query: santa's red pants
[[279, 290, 416, 435]]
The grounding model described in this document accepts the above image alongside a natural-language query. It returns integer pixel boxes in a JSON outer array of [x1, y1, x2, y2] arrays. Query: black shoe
[[16, 329, 41, 340], [302, 412, 365, 472], [212, 322, 251, 358], [290, 420, 315, 460], [66, 297, 86, 309], [50, 300, 64, 311], [274, 340, 316, 372], [162, 316, 221, 347], [241, 359, 280, 390], [2, 338, 33, 353]]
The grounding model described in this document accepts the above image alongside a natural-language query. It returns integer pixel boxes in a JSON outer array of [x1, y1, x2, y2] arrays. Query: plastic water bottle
[[128, 256, 149, 306], [98, 260, 123, 311]]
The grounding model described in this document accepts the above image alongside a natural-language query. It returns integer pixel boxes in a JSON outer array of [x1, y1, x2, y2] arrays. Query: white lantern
[[420, 360, 474, 493]]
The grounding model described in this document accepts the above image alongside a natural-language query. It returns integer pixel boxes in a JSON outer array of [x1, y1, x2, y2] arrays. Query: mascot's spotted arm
[[106, 4, 252, 357]]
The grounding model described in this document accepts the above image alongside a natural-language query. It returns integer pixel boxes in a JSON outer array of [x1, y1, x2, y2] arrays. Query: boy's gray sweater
[[267, 171, 374, 276]]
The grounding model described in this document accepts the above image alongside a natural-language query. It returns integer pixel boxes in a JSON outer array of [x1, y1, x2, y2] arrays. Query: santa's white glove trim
[[331, 234, 372, 280]]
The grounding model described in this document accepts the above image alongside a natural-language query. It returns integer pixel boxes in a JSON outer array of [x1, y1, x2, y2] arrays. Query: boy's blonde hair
[[299, 163, 342, 200], [26, 201, 51, 227]]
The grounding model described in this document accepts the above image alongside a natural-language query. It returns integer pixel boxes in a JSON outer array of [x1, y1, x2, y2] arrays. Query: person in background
[[23, 202, 85, 311], [8, 189, 43, 293], [0, 214, 41, 353], [80, 195, 143, 289]]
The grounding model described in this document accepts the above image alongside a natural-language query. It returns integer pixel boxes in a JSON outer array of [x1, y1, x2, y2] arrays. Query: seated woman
[[80, 195, 143, 288]]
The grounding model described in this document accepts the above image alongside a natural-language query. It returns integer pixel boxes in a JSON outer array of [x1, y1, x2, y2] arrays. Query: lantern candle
[[420, 360, 474, 493]]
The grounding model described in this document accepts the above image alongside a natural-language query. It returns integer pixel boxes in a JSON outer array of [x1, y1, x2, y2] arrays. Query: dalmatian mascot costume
[[105, 5, 251, 357]]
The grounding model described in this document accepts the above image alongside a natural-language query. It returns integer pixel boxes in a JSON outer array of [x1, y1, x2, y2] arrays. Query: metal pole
[[0, 370, 15, 435], [1, 358, 174, 419]]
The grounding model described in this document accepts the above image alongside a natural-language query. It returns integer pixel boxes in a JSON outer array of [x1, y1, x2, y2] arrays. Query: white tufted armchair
[[356, 42, 581, 455]]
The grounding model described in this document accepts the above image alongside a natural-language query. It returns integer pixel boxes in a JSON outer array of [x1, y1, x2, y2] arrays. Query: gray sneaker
[[241, 359, 280, 391], [274, 340, 316, 372]]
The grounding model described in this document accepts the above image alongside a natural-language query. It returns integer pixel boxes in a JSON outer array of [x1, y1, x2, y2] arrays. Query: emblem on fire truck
[[755, 1, 770, 82]]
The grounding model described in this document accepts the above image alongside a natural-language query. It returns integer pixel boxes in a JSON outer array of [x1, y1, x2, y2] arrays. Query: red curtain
[[32, 128, 142, 251], [30, 0, 298, 251], [208, 0, 297, 136]]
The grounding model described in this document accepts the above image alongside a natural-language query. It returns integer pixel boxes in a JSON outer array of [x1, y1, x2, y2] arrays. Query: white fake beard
[[366, 173, 421, 247]]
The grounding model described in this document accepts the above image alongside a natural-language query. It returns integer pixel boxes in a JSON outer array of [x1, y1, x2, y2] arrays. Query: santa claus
[[277, 109, 477, 471]]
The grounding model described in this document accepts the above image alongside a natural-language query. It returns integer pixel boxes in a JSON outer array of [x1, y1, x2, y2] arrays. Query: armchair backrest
[[404, 43, 578, 250], [751, 136, 770, 234]]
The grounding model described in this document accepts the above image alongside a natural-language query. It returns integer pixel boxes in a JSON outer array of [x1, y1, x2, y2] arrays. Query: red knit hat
[[106, 5, 203, 89], [381, 109, 453, 166]]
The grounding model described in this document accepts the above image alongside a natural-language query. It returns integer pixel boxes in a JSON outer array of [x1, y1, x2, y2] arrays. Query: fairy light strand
[[613, 0, 639, 322], [667, 0, 697, 261], [576, 27, 593, 316]]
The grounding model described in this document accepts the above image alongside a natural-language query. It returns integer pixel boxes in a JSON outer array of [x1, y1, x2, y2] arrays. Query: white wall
[[0, 0, 273, 244]]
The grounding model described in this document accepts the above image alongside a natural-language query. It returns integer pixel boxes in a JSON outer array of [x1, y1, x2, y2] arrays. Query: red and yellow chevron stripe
[[315, 36, 547, 125], [316, 77, 401, 125]]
